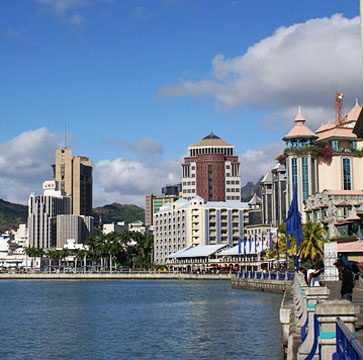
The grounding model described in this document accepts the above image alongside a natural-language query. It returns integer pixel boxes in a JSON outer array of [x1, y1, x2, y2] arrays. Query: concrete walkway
[[326, 281, 363, 344]]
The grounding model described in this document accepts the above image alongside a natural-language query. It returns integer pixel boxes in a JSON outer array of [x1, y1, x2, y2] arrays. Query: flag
[[254, 233, 257, 253], [243, 237, 246, 255], [286, 189, 303, 247], [249, 236, 252, 253], [238, 238, 242, 254], [286, 189, 303, 271], [269, 231, 273, 251]]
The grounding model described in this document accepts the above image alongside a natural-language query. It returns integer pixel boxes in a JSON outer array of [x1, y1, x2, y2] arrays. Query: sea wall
[[0, 273, 233, 280], [231, 277, 290, 293]]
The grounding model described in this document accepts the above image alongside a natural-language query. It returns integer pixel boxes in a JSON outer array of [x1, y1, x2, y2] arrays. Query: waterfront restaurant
[[166, 244, 228, 273], [166, 237, 270, 273]]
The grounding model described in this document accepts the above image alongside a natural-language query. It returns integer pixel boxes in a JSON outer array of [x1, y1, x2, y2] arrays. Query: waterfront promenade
[[0, 272, 233, 280]]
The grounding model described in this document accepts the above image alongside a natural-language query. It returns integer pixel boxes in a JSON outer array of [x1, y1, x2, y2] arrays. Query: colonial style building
[[279, 96, 363, 234], [260, 163, 287, 227], [153, 196, 248, 264], [182, 133, 241, 202]]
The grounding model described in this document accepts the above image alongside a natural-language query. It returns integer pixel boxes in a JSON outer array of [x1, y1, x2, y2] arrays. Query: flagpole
[[360, 0, 363, 101]]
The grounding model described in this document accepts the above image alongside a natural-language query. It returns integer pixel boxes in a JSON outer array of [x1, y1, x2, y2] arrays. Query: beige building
[[282, 97, 363, 228], [56, 214, 94, 248], [153, 196, 248, 264], [53, 148, 93, 216]]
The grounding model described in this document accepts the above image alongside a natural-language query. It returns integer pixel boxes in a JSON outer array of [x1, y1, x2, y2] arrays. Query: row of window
[[226, 188, 240, 193], [182, 181, 196, 186], [226, 180, 240, 185], [226, 196, 240, 200]]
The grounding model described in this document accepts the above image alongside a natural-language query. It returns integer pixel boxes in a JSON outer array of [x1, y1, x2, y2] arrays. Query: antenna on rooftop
[[335, 93, 345, 126], [64, 122, 68, 149]]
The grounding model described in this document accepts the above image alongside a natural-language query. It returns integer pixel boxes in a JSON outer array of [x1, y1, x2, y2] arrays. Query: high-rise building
[[162, 183, 182, 197], [145, 194, 178, 226], [56, 214, 94, 248], [182, 133, 241, 202], [153, 196, 248, 264], [28, 181, 71, 249], [53, 148, 93, 216]]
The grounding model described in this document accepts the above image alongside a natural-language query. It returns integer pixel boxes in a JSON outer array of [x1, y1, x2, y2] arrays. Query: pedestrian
[[307, 263, 324, 286], [335, 260, 354, 301]]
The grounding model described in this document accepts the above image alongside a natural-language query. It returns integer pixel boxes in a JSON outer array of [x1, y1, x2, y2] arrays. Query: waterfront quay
[[232, 270, 294, 293], [279, 273, 363, 360], [0, 272, 232, 280]]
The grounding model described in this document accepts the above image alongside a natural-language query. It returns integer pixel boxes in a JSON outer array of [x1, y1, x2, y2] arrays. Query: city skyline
[[0, 0, 360, 207]]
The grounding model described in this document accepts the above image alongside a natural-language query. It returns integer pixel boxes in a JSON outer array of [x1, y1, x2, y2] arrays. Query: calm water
[[0, 280, 282, 360]]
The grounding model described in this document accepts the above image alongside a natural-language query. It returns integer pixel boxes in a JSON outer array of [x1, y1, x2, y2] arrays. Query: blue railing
[[236, 271, 294, 281], [334, 317, 363, 360]]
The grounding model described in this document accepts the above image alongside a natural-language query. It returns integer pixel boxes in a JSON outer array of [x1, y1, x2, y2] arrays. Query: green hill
[[92, 203, 145, 224], [0, 199, 28, 233], [0, 199, 145, 234]]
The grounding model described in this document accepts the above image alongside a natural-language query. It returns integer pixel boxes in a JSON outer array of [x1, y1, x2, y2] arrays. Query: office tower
[[28, 181, 71, 249], [145, 194, 178, 226], [53, 148, 93, 216], [182, 133, 241, 202]]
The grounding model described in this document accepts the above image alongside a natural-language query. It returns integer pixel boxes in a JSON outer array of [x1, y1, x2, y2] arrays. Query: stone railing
[[280, 273, 362, 360]]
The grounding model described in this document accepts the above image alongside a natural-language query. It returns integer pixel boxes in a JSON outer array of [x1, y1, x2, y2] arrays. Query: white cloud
[[94, 157, 181, 207], [0, 128, 62, 204], [105, 137, 163, 154], [131, 6, 152, 21], [37, 0, 88, 13], [160, 14, 361, 126], [239, 142, 284, 184]]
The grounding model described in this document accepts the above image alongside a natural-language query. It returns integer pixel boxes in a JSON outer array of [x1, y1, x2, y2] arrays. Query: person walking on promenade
[[335, 261, 354, 301]]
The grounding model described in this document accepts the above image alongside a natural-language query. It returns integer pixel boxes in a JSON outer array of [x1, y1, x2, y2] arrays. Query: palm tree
[[25, 247, 38, 270], [299, 222, 327, 262], [47, 249, 59, 273]]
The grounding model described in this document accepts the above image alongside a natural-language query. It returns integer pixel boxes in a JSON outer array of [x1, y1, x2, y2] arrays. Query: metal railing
[[334, 317, 363, 360], [236, 270, 294, 281]]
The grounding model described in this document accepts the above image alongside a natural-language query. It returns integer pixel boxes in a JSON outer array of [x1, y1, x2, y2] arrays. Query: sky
[[0, 0, 361, 207]]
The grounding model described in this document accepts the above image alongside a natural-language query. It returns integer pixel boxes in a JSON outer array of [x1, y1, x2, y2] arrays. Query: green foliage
[[265, 221, 328, 263], [0, 199, 27, 233], [86, 231, 154, 269], [92, 203, 145, 223]]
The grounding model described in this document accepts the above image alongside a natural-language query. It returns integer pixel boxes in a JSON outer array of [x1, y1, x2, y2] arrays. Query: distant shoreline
[[0, 273, 233, 281]]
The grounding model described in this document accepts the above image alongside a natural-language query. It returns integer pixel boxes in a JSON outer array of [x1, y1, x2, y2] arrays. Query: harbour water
[[0, 280, 282, 359]]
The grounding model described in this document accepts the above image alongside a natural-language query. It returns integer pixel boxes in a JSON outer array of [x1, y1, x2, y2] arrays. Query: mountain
[[0, 199, 28, 233], [241, 177, 263, 202], [0, 199, 145, 234], [92, 203, 145, 224]]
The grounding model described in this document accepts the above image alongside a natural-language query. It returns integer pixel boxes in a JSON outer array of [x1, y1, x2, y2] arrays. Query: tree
[[299, 222, 328, 263]]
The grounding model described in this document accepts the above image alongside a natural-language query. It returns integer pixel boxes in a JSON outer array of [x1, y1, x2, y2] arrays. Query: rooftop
[[167, 244, 228, 258], [190, 132, 232, 148], [283, 110, 317, 140]]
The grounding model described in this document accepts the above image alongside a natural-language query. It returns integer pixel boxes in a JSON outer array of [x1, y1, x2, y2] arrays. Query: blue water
[[0, 280, 282, 359]]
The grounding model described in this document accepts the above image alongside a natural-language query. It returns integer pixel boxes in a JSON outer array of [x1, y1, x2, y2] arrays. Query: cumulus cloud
[[0, 128, 62, 204], [105, 137, 163, 154], [160, 14, 361, 126], [94, 157, 181, 206], [239, 142, 284, 184]]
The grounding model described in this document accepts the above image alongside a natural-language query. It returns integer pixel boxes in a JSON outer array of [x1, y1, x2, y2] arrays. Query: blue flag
[[254, 233, 257, 253], [243, 237, 246, 255], [286, 189, 303, 247], [286, 189, 303, 271], [249, 236, 252, 253], [269, 231, 273, 251], [238, 238, 242, 254]]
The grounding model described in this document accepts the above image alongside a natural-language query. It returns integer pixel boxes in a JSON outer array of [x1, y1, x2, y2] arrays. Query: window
[[302, 157, 309, 201], [332, 140, 339, 151], [343, 158, 351, 190], [353, 141, 358, 150], [292, 158, 298, 192]]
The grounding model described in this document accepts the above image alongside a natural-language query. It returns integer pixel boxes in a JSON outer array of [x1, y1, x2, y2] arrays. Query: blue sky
[[0, 0, 361, 206]]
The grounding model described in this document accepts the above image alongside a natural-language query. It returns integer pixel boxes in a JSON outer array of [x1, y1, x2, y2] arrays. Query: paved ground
[[326, 281, 363, 344]]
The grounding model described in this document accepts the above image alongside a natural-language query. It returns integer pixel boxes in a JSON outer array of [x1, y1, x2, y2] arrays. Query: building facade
[[182, 133, 241, 202], [28, 181, 71, 249], [281, 97, 363, 226], [56, 214, 94, 248], [153, 196, 248, 264], [260, 163, 287, 227], [145, 194, 179, 226], [53, 148, 93, 216]]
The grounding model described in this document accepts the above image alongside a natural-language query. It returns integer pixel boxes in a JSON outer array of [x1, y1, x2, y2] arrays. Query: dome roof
[[283, 109, 317, 140], [190, 132, 232, 147], [345, 100, 362, 123]]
